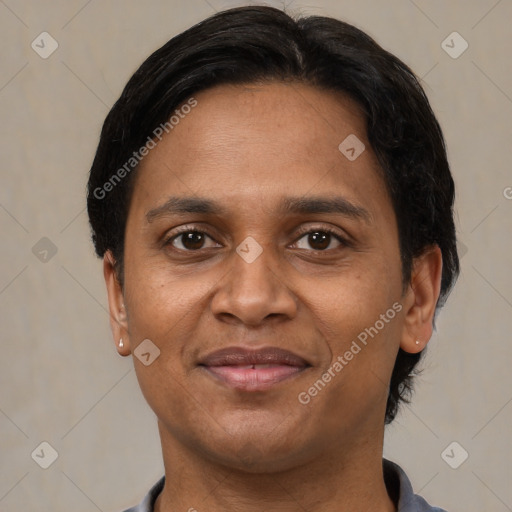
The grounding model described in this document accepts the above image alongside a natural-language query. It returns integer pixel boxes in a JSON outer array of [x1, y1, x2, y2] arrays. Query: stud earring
[[119, 338, 124, 348], [415, 340, 421, 345]]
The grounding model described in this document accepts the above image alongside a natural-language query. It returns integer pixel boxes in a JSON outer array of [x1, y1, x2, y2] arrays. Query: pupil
[[309, 231, 329, 250], [183, 232, 204, 250]]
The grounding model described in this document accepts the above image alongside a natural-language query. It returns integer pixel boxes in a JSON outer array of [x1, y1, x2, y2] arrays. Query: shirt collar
[[128, 459, 446, 512], [383, 458, 447, 511]]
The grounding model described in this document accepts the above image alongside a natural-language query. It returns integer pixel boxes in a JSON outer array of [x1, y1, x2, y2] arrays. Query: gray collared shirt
[[122, 459, 447, 511]]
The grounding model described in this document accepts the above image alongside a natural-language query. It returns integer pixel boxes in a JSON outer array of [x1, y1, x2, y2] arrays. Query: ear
[[400, 245, 443, 354], [103, 250, 131, 356]]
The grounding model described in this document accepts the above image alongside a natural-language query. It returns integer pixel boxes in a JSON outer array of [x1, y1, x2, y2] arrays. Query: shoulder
[[383, 459, 448, 512], [119, 476, 165, 512]]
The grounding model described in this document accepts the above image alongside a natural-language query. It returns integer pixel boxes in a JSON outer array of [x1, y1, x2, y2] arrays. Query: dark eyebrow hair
[[280, 196, 372, 224], [146, 196, 226, 222], [146, 195, 372, 224]]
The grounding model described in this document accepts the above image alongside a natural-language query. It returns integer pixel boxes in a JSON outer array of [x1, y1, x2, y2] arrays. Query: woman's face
[[107, 82, 420, 472]]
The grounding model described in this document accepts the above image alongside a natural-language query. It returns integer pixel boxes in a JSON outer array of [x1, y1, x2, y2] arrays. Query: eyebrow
[[145, 195, 372, 224]]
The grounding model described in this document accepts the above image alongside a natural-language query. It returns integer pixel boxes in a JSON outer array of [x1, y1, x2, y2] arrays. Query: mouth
[[198, 346, 311, 391]]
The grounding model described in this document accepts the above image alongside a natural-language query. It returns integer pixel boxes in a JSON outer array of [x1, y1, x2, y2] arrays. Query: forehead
[[162, 82, 370, 172], [131, 81, 391, 223]]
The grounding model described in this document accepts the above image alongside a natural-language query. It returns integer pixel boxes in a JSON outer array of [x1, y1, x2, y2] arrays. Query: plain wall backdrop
[[1, 0, 511, 510]]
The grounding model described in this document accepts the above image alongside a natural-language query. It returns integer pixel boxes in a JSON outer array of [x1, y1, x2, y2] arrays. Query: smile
[[198, 346, 311, 391], [201, 364, 308, 391]]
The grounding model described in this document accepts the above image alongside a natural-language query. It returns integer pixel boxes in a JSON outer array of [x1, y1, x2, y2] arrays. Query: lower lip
[[201, 365, 307, 391]]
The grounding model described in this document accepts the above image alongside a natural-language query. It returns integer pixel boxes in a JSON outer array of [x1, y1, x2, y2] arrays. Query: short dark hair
[[87, 5, 459, 424]]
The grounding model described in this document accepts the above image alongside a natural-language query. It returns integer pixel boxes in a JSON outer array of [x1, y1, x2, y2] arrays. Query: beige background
[[1, 0, 511, 510]]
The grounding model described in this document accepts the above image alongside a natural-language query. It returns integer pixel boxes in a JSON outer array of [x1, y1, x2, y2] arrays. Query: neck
[[154, 421, 396, 512]]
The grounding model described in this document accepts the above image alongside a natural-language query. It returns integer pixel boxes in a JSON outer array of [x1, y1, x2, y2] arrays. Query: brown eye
[[294, 229, 346, 251], [308, 231, 330, 250], [168, 231, 217, 251]]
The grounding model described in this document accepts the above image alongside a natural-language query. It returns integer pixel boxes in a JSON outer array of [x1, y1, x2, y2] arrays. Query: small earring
[[119, 338, 124, 348], [415, 340, 421, 345]]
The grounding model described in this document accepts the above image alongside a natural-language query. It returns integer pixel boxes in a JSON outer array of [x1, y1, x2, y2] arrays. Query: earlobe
[[103, 250, 131, 356], [400, 245, 443, 354]]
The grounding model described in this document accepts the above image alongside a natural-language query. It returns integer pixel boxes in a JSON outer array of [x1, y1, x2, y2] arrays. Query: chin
[[216, 446, 304, 475], [196, 429, 313, 475]]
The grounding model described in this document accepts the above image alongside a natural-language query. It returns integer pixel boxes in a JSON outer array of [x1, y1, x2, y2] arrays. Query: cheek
[[305, 261, 403, 399], [123, 264, 207, 418], [123, 259, 205, 337], [310, 284, 403, 421], [310, 266, 400, 338]]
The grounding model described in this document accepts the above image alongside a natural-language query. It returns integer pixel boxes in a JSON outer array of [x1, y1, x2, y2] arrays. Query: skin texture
[[104, 82, 442, 512]]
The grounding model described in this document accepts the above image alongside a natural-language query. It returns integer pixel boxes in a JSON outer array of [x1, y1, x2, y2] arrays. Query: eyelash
[[163, 225, 350, 253]]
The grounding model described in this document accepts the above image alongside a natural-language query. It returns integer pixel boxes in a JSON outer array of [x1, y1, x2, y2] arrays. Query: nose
[[210, 241, 298, 327]]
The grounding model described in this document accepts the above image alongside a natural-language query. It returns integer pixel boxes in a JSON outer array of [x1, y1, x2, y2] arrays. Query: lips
[[198, 347, 311, 391]]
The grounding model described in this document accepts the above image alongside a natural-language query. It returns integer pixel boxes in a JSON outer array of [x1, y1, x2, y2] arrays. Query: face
[[106, 82, 431, 473]]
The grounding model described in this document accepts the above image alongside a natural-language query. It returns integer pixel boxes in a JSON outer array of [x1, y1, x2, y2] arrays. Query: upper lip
[[198, 347, 310, 367]]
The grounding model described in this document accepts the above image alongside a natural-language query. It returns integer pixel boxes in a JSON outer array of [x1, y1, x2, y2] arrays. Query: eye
[[164, 226, 348, 253], [293, 228, 347, 251], [165, 230, 219, 251]]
